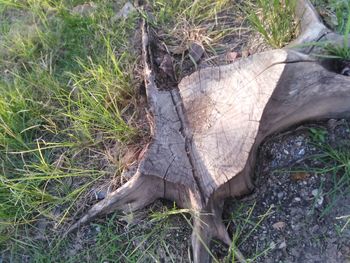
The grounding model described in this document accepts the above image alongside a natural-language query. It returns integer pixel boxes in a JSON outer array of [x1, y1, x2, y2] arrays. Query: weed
[[245, 0, 299, 48], [324, 10, 350, 60], [224, 202, 274, 262], [312, 0, 350, 33], [309, 127, 328, 144], [0, 0, 141, 256], [147, 0, 245, 74], [302, 4, 350, 61]]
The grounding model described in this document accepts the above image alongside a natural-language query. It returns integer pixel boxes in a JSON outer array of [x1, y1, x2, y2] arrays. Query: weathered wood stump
[[68, 0, 350, 262]]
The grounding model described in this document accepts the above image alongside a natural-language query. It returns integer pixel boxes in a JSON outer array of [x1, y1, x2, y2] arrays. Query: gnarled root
[[67, 172, 162, 234], [191, 199, 247, 263]]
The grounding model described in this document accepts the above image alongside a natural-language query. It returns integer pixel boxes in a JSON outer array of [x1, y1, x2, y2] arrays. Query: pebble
[[316, 196, 324, 206], [112, 2, 136, 21], [279, 241, 287, 249], [71, 2, 97, 16], [311, 189, 320, 197], [269, 241, 276, 249], [95, 190, 107, 200], [188, 42, 204, 63], [294, 197, 301, 202]]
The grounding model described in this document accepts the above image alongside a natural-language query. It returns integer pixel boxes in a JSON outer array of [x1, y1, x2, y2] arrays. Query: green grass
[[0, 0, 141, 258], [294, 126, 350, 230], [224, 202, 275, 263], [296, 6, 350, 63], [319, 10, 350, 60], [245, 0, 299, 48], [312, 0, 350, 33], [5, 206, 191, 262]]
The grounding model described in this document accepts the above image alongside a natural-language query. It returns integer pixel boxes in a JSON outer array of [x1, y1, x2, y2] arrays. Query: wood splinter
[[68, 1, 350, 262]]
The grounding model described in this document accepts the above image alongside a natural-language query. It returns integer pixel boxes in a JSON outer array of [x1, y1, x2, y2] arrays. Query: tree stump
[[68, 0, 350, 262]]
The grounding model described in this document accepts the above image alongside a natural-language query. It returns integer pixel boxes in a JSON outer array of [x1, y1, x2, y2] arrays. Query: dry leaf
[[226, 51, 238, 62], [272, 221, 286, 230], [291, 172, 310, 181]]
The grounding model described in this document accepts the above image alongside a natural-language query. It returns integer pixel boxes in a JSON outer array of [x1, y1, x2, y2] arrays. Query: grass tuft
[[0, 0, 141, 257], [245, 0, 299, 48]]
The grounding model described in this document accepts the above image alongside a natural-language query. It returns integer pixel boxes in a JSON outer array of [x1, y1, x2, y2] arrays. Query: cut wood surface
[[68, 1, 350, 262]]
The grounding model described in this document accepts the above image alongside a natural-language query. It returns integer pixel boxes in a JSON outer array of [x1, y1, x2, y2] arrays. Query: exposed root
[[66, 172, 162, 234], [191, 200, 247, 263]]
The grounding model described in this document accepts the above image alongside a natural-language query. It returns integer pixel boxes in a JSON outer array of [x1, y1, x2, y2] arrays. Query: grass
[[295, 126, 350, 230], [6, 210, 184, 263], [312, 0, 350, 33], [324, 11, 350, 60], [311, 10, 350, 60], [295, 5, 350, 68], [0, 0, 141, 259], [308, 1, 350, 61], [244, 0, 299, 48], [147, 0, 248, 75], [224, 202, 275, 263]]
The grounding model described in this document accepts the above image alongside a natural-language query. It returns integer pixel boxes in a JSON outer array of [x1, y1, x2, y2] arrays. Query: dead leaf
[[241, 50, 250, 58], [71, 2, 97, 16], [226, 51, 238, 62], [272, 221, 286, 230], [291, 172, 310, 181]]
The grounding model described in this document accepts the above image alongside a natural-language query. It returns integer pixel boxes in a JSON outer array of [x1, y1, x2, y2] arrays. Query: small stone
[[159, 54, 174, 78], [316, 195, 324, 206], [341, 67, 350, 76], [226, 51, 238, 62], [241, 50, 250, 58], [311, 189, 319, 197], [278, 241, 287, 249], [294, 197, 301, 202], [112, 2, 136, 21], [95, 190, 107, 200], [272, 221, 286, 230], [298, 148, 305, 155], [277, 192, 284, 199], [283, 149, 289, 155], [188, 42, 204, 63], [72, 2, 97, 16]]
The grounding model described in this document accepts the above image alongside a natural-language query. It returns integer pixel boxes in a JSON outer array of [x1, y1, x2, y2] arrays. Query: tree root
[[67, 172, 162, 234]]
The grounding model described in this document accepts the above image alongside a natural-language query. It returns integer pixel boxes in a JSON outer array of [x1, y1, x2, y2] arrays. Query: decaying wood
[[68, 0, 350, 262]]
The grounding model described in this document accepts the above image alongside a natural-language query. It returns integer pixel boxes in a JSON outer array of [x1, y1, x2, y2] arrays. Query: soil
[[224, 120, 350, 262]]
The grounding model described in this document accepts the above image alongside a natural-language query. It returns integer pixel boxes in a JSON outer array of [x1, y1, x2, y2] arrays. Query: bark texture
[[68, 1, 350, 262]]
